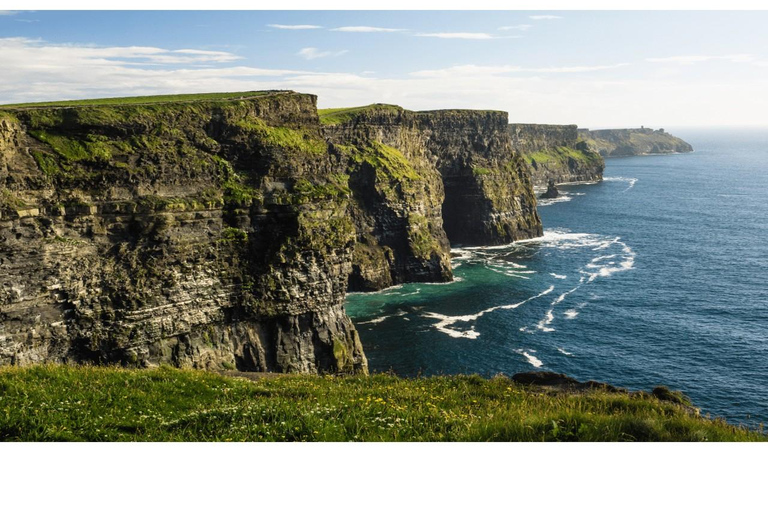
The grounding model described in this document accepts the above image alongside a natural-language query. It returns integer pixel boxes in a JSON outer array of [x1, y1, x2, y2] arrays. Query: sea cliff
[[0, 92, 542, 373], [579, 127, 693, 157], [508, 123, 604, 187], [323, 105, 541, 290]]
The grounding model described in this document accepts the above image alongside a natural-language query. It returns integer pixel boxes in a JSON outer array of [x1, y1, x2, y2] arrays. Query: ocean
[[345, 128, 768, 427]]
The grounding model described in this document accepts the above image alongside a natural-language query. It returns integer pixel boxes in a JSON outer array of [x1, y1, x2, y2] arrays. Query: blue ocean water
[[345, 128, 768, 427]]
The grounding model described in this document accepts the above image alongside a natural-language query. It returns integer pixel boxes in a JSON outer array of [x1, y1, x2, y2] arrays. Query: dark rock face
[[579, 127, 693, 157], [508, 123, 604, 187], [539, 180, 559, 199], [0, 93, 366, 374], [322, 106, 452, 291]]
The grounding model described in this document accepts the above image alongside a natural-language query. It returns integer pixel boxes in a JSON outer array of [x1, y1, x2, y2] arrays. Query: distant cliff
[[508, 123, 604, 187], [0, 92, 542, 373], [323, 105, 541, 291], [579, 127, 693, 157]]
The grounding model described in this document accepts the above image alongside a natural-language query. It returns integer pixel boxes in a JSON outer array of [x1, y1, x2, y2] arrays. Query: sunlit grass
[[0, 365, 763, 442]]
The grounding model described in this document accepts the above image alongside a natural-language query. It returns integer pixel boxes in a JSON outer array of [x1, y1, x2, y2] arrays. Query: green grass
[[318, 104, 403, 125], [0, 365, 763, 442], [0, 91, 282, 109]]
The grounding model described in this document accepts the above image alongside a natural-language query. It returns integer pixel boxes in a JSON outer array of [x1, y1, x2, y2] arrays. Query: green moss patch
[[236, 118, 326, 155]]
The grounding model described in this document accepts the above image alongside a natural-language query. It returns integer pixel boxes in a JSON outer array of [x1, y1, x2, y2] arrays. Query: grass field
[[0, 365, 763, 442], [0, 91, 284, 109]]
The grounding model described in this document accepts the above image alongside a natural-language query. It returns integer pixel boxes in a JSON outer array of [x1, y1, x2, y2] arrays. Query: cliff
[[0, 91, 366, 374], [322, 105, 541, 291], [579, 127, 693, 157], [0, 92, 542, 373], [508, 123, 604, 187]]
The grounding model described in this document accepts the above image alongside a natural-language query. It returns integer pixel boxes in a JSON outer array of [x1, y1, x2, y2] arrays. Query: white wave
[[564, 309, 579, 319], [450, 248, 474, 261], [603, 176, 638, 193], [536, 309, 555, 332], [518, 350, 543, 368], [550, 273, 567, 279], [538, 195, 573, 207], [346, 284, 404, 297], [357, 316, 390, 325], [423, 285, 555, 339], [487, 267, 532, 279], [535, 285, 581, 332], [582, 246, 635, 283], [557, 347, 574, 356], [422, 276, 464, 286], [357, 309, 408, 325]]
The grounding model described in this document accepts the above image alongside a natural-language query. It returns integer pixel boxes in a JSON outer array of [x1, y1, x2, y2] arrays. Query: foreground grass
[[0, 365, 763, 442]]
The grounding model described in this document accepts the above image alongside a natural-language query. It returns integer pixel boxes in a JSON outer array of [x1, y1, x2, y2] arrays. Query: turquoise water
[[345, 128, 768, 427]]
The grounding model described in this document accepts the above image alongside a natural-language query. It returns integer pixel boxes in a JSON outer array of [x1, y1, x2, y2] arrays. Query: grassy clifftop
[[0, 365, 762, 441], [0, 90, 286, 109]]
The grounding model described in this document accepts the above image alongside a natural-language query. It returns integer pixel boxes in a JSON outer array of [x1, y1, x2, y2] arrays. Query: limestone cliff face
[[579, 127, 693, 157], [0, 93, 366, 374], [509, 123, 604, 187], [323, 106, 542, 292], [0, 93, 544, 373], [322, 106, 452, 292], [419, 111, 542, 246]]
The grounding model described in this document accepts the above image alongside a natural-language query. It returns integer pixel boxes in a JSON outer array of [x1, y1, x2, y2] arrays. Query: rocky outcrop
[[0, 92, 366, 374], [323, 105, 542, 290], [579, 127, 693, 157], [539, 180, 559, 199], [1, 92, 544, 373], [508, 123, 604, 187]]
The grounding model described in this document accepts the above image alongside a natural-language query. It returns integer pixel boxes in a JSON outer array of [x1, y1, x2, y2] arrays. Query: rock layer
[[509, 123, 604, 187]]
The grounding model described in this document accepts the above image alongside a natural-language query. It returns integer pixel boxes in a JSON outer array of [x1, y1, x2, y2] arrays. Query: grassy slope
[[0, 91, 281, 109], [0, 366, 763, 442], [317, 104, 403, 125]]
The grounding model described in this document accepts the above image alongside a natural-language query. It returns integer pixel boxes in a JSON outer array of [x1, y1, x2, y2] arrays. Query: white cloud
[[296, 47, 348, 60], [267, 24, 322, 30], [499, 25, 533, 31], [410, 63, 629, 78], [646, 54, 755, 64], [1, 37, 767, 128], [415, 32, 520, 40], [331, 26, 405, 33], [529, 15, 562, 20]]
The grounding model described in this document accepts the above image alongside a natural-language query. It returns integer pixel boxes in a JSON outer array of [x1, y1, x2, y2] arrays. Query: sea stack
[[540, 180, 560, 199]]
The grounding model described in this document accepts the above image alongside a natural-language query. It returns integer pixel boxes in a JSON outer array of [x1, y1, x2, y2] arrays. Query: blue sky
[[2, 10, 767, 127]]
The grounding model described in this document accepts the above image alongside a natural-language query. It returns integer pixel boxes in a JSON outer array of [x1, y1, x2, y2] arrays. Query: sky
[[1, 10, 767, 128]]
